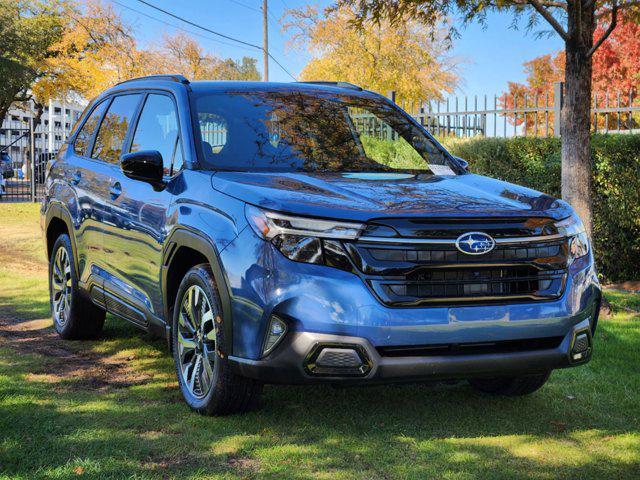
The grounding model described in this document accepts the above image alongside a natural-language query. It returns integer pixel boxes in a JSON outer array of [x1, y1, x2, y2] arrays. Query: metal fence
[[1, 115, 71, 203], [397, 82, 640, 138], [2, 82, 639, 202]]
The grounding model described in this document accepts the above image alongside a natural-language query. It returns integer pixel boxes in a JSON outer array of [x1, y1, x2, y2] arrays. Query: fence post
[[29, 117, 36, 202], [387, 91, 396, 104], [387, 91, 396, 140], [553, 81, 564, 137]]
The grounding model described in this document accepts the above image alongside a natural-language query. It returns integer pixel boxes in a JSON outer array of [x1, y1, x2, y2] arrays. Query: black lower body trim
[[229, 319, 592, 385]]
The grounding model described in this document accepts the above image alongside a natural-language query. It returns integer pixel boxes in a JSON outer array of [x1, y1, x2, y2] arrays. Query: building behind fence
[[0, 98, 85, 202], [1, 82, 638, 202]]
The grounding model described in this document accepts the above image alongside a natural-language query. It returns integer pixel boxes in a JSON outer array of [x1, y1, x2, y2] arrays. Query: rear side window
[[130, 94, 179, 175], [92, 94, 142, 164], [74, 100, 108, 157]]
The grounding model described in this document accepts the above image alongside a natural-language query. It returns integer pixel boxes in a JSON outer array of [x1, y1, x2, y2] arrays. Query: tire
[[172, 264, 262, 415], [49, 234, 105, 339], [469, 371, 551, 396]]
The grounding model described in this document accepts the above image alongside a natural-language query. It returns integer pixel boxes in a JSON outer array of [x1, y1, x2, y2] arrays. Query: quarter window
[[131, 94, 180, 175], [172, 138, 184, 175], [92, 94, 142, 164], [73, 100, 108, 157]]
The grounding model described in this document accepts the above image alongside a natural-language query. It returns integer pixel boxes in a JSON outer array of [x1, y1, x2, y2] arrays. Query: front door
[[100, 92, 183, 326]]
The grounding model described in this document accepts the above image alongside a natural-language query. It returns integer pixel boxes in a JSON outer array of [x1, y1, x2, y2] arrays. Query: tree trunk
[[0, 101, 11, 130], [561, 3, 596, 236]]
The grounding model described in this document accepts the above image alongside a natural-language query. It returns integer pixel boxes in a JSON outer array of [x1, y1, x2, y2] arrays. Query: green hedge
[[440, 135, 640, 283]]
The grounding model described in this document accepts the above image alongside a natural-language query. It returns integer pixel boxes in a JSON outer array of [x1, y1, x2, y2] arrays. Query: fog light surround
[[262, 316, 287, 357], [570, 327, 592, 362], [304, 343, 371, 377]]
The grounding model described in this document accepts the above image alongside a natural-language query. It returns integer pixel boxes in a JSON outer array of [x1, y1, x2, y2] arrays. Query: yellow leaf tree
[[154, 33, 260, 81], [33, 0, 154, 102], [34, 2, 260, 104], [284, 5, 458, 103]]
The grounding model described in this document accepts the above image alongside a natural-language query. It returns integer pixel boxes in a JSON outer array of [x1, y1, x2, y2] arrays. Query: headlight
[[245, 205, 363, 240], [555, 213, 590, 263], [245, 205, 361, 268]]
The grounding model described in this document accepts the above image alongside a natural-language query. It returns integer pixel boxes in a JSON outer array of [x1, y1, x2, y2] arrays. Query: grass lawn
[[0, 203, 639, 479]]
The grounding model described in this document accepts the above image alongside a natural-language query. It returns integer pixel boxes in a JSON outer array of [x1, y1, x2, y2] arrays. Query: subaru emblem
[[455, 232, 496, 255]]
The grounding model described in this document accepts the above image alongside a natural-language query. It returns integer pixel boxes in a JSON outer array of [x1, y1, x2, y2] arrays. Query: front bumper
[[229, 318, 594, 385], [221, 227, 601, 356]]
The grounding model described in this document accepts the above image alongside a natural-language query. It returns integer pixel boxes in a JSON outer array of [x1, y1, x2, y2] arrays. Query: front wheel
[[49, 234, 105, 339], [171, 264, 262, 415], [469, 371, 551, 396]]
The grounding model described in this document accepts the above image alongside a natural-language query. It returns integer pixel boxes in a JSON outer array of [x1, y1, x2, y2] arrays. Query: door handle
[[70, 170, 81, 185], [109, 181, 122, 199]]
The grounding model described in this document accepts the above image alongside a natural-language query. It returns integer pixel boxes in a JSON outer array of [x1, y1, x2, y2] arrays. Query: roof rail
[[296, 81, 363, 91], [114, 74, 190, 87]]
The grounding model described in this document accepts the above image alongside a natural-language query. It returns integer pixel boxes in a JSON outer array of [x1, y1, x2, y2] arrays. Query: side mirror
[[454, 156, 470, 172], [121, 150, 164, 186]]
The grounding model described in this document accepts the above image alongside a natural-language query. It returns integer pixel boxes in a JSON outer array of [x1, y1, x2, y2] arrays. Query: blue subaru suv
[[42, 75, 601, 415]]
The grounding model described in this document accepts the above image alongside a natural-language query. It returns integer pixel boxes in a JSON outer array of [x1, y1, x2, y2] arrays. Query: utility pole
[[262, 0, 268, 82]]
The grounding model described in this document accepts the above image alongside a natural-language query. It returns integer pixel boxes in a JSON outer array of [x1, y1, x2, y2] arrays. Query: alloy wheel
[[177, 285, 217, 399], [51, 246, 72, 327]]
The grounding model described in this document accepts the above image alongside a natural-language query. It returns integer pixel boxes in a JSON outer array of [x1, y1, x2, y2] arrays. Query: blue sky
[[111, 0, 564, 98]]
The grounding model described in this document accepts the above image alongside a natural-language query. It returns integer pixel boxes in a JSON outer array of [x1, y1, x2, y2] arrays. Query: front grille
[[372, 266, 565, 304], [377, 336, 564, 357], [344, 217, 569, 306], [365, 242, 564, 266]]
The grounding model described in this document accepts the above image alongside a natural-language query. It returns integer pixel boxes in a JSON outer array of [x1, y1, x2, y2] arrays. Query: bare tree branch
[[528, 0, 569, 40], [510, 0, 568, 8], [596, 0, 640, 18], [588, 0, 618, 57]]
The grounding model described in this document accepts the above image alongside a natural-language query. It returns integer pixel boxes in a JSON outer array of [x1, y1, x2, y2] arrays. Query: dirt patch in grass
[[0, 309, 153, 392], [226, 456, 261, 477], [605, 280, 640, 293]]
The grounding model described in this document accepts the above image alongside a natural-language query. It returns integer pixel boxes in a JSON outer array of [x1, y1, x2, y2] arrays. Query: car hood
[[211, 171, 572, 221]]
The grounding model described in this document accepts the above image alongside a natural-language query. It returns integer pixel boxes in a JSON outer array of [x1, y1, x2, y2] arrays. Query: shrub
[[361, 136, 425, 170], [441, 135, 640, 283]]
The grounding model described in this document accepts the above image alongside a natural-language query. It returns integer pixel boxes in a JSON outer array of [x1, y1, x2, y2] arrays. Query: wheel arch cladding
[[44, 204, 77, 274], [162, 228, 234, 356]]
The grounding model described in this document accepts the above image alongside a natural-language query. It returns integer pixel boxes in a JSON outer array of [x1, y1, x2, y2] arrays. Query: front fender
[[161, 185, 248, 355]]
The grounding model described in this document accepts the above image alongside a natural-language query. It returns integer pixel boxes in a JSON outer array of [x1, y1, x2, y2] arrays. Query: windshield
[[190, 90, 458, 174]]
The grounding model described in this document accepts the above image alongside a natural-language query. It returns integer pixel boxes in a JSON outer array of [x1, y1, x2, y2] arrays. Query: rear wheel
[[49, 234, 105, 339], [172, 264, 262, 415], [469, 372, 551, 396]]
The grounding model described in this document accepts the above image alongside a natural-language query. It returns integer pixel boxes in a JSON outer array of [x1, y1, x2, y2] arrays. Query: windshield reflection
[[192, 91, 454, 174]]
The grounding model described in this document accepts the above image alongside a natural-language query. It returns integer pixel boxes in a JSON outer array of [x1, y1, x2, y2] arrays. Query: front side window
[[92, 94, 142, 164], [130, 94, 180, 175], [74, 100, 108, 157], [191, 91, 456, 174]]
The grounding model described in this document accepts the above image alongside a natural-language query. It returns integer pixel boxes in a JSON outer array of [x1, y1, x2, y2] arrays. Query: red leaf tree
[[501, 19, 640, 134]]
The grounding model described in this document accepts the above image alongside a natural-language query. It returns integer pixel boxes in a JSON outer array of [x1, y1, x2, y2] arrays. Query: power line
[[135, 0, 260, 50], [226, 0, 282, 39], [110, 0, 254, 52], [227, 0, 260, 13], [133, 0, 297, 80]]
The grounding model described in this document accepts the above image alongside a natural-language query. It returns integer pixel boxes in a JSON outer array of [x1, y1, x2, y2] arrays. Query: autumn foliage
[[501, 19, 640, 134], [31, 1, 260, 107], [285, 6, 458, 103]]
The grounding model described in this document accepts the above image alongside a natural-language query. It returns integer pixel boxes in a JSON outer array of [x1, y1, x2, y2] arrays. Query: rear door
[[100, 92, 183, 326], [63, 98, 111, 288]]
